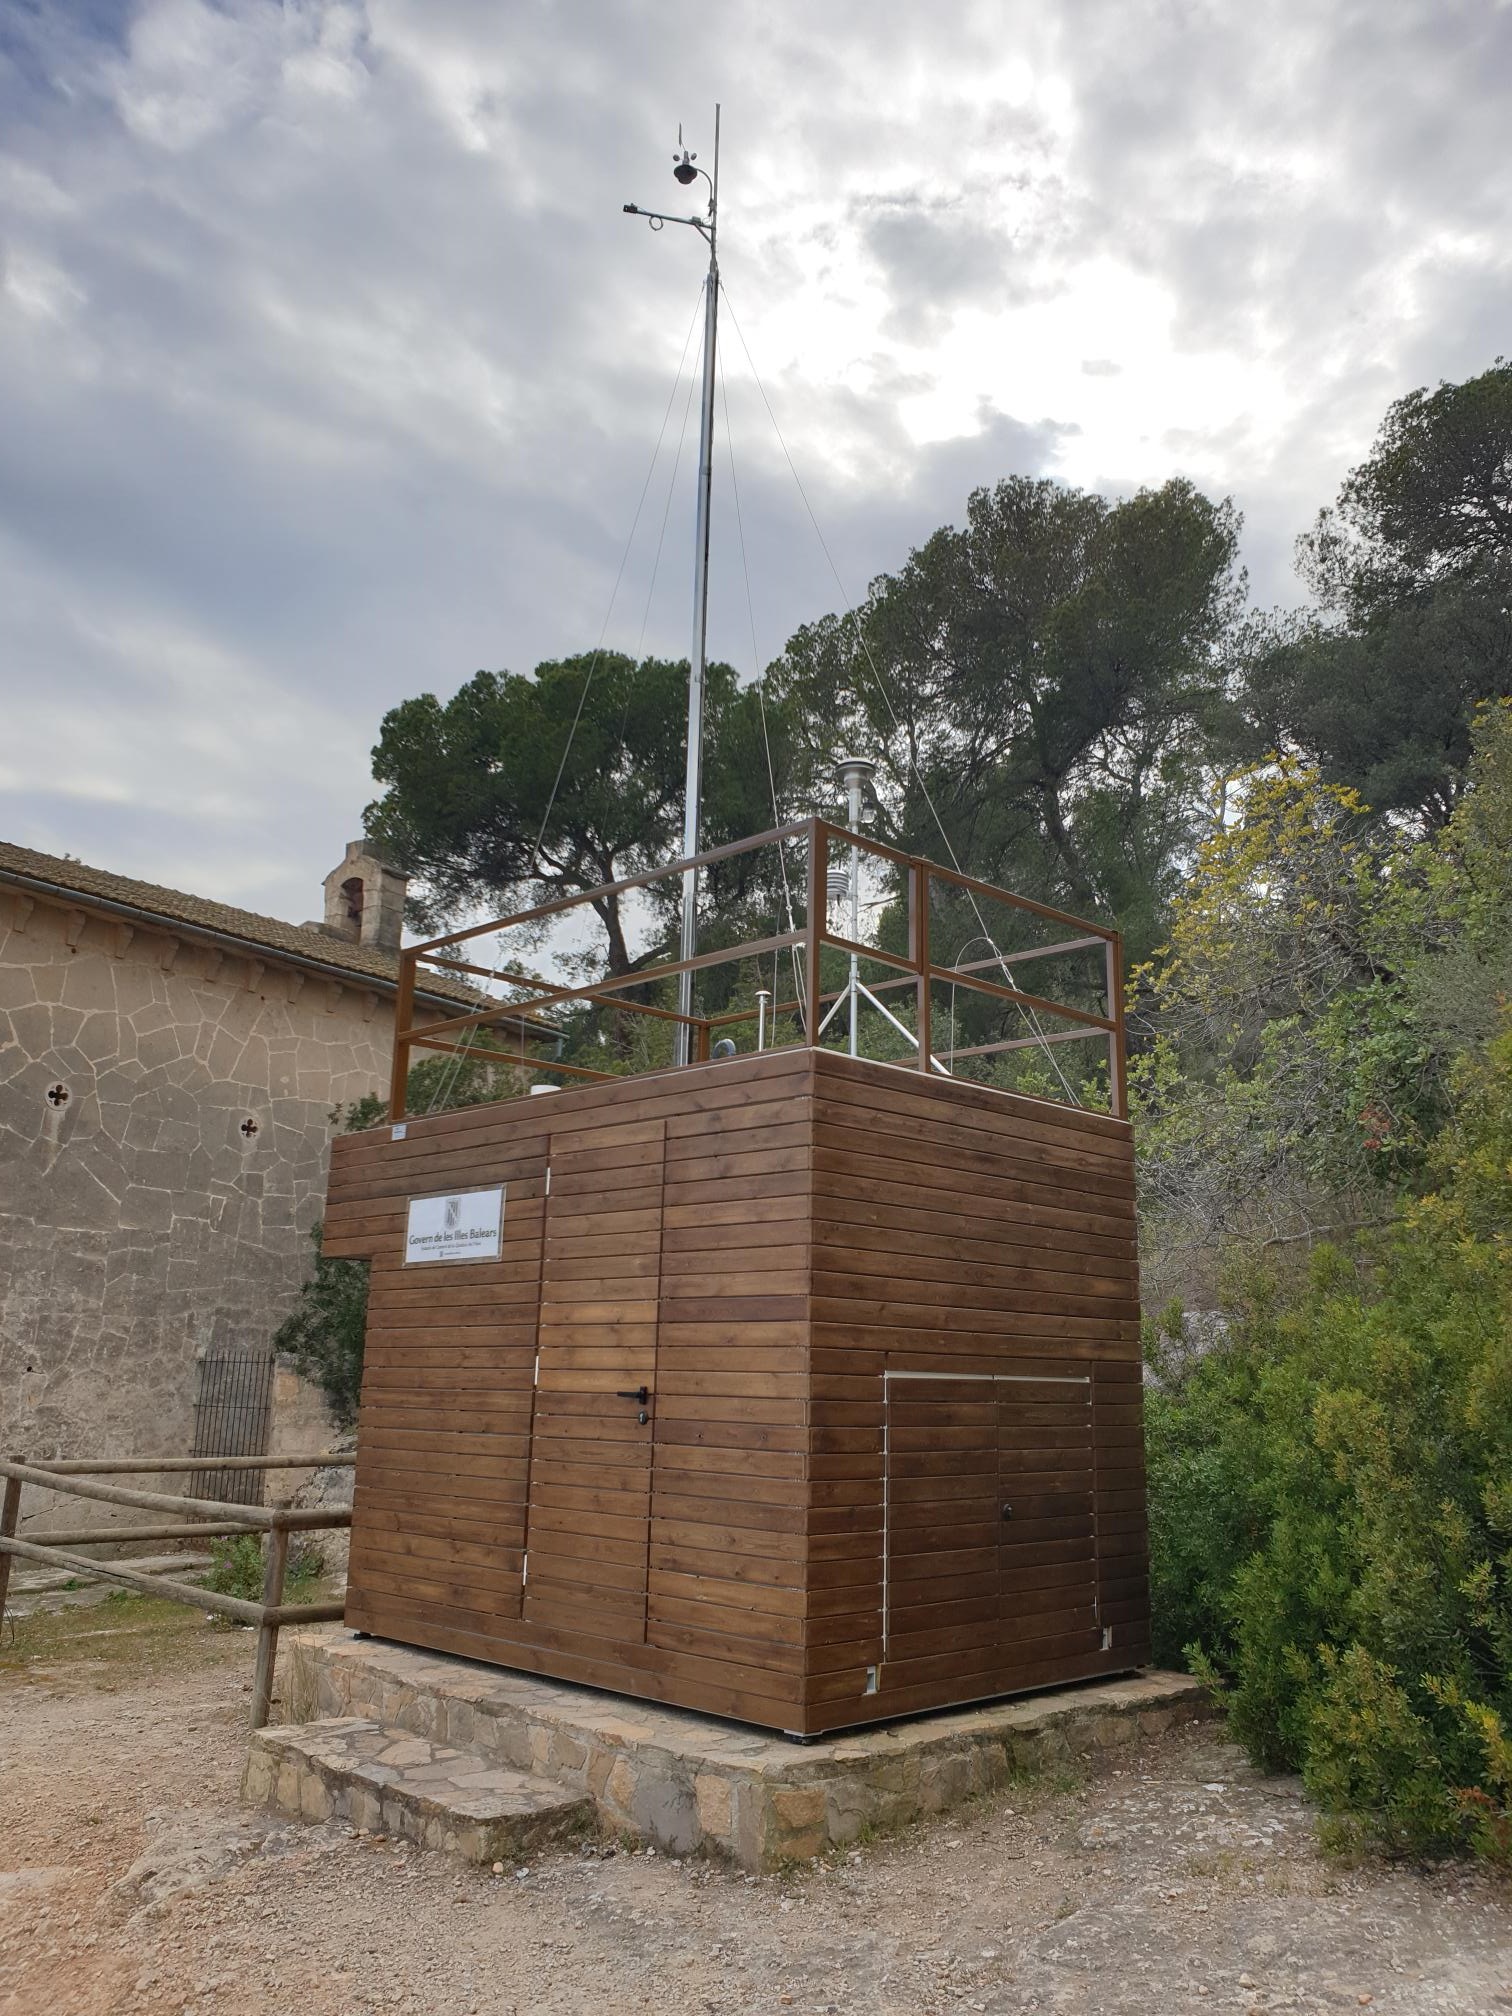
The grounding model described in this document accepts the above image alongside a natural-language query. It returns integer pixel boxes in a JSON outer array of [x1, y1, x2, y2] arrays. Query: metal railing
[[0, 1453, 355, 1728], [388, 816, 1126, 1121]]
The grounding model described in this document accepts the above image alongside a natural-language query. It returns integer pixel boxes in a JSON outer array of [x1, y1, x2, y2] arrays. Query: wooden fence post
[[1105, 930, 1128, 1121], [250, 1526, 290, 1731], [0, 1474, 21, 1620]]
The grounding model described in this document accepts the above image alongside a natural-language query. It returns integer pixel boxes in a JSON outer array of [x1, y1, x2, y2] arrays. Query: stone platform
[[258, 1630, 1210, 1870]]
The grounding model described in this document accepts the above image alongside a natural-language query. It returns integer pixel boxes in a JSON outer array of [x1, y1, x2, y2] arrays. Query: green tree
[[1133, 709, 1512, 1298], [1385, 697, 1512, 1051], [773, 474, 1245, 966], [1130, 761, 1425, 1294], [1300, 358, 1512, 614], [1241, 361, 1512, 827], [366, 652, 802, 979]]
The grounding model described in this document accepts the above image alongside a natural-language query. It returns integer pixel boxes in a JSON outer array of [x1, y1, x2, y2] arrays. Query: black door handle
[[616, 1386, 650, 1405], [1001, 1504, 1013, 1521]]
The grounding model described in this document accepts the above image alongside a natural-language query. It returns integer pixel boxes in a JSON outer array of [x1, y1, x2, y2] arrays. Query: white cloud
[[0, 0, 1509, 921], [108, 0, 284, 152], [2, 241, 85, 320]]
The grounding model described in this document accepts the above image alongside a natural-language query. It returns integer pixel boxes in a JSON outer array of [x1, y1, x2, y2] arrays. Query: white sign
[[404, 1187, 505, 1264]]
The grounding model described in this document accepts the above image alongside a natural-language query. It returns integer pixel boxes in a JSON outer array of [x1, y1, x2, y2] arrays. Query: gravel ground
[[1, 1599, 1509, 2016]]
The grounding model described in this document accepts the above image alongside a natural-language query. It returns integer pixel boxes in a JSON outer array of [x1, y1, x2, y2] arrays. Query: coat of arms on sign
[[445, 1196, 461, 1232]]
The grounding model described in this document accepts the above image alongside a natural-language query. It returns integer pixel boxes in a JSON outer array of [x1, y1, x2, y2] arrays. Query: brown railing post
[[1105, 930, 1128, 1120], [0, 1472, 21, 1619], [250, 1524, 290, 1731], [389, 948, 416, 1123], [694, 1019, 711, 1063], [911, 860, 931, 1073], [804, 819, 824, 1047]]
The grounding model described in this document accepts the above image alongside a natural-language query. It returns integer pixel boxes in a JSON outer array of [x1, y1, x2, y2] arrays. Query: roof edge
[[0, 862, 486, 1019]]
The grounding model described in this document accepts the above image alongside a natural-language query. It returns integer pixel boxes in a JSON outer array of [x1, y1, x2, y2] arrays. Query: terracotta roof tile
[[0, 838, 499, 1015]]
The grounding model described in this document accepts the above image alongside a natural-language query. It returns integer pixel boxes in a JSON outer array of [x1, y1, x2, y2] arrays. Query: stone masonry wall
[[0, 890, 395, 1521]]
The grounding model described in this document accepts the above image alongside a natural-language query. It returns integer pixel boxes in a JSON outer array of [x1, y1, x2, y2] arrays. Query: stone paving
[[274, 1629, 1211, 1869], [244, 1717, 594, 1863]]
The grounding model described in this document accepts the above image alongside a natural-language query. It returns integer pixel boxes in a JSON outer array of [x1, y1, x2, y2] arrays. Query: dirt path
[[2, 1599, 1509, 2016]]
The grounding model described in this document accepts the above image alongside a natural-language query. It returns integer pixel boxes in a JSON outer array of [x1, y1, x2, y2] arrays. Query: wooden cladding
[[325, 1046, 1149, 1735], [522, 1119, 666, 1641]]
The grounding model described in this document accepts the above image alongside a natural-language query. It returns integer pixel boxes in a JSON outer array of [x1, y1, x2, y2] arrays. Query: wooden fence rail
[[0, 1453, 355, 1729]]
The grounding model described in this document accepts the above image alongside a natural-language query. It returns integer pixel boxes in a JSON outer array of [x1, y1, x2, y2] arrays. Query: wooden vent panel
[[882, 1367, 1100, 1690]]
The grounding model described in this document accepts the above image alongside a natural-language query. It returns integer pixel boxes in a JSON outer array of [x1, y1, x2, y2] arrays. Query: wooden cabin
[[321, 819, 1149, 1736]]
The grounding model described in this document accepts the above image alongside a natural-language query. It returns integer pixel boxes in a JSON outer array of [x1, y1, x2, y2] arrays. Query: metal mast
[[624, 108, 720, 1066]]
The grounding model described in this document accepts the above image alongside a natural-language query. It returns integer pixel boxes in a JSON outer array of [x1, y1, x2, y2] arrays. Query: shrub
[[1147, 1022, 1512, 1858], [203, 1534, 325, 1608], [203, 1534, 265, 1603], [273, 1224, 369, 1425], [276, 1059, 518, 1421]]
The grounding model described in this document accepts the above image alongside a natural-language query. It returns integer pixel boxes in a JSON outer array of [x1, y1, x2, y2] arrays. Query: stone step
[[13, 1550, 213, 1593], [243, 1717, 595, 1864], [9, 1552, 214, 1615]]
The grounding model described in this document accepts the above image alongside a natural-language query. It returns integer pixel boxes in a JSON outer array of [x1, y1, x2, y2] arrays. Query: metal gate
[[189, 1350, 276, 1505]]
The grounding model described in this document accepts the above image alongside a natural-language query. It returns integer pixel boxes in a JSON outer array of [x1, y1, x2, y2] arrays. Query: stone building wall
[[0, 890, 396, 1495]]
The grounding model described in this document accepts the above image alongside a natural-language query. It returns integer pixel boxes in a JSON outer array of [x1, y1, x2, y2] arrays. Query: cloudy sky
[[3, 0, 1510, 926]]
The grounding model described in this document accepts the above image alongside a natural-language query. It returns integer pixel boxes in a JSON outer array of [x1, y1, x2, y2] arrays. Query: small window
[[342, 876, 364, 927]]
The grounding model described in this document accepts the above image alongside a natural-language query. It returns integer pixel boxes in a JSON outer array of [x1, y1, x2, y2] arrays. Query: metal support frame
[[381, 114, 1131, 1126], [386, 816, 1128, 1125]]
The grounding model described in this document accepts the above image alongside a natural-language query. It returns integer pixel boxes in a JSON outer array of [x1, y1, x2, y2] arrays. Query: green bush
[[278, 1059, 520, 1421], [203, 1534, 325, 1607], [273, 1223, 369, 1425], [1147, 1023, 1512, 1859], [203, 1534, 265, 1603]]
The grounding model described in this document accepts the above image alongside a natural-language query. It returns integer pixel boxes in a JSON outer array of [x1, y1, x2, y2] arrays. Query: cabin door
[[882, 1366, 1100, 1685], [994, 1369, 1101, 1668], [521, 1118, 666, 1642]]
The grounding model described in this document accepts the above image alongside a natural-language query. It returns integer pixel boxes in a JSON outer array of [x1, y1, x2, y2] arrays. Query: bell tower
[[320, 841, 407, 953]]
